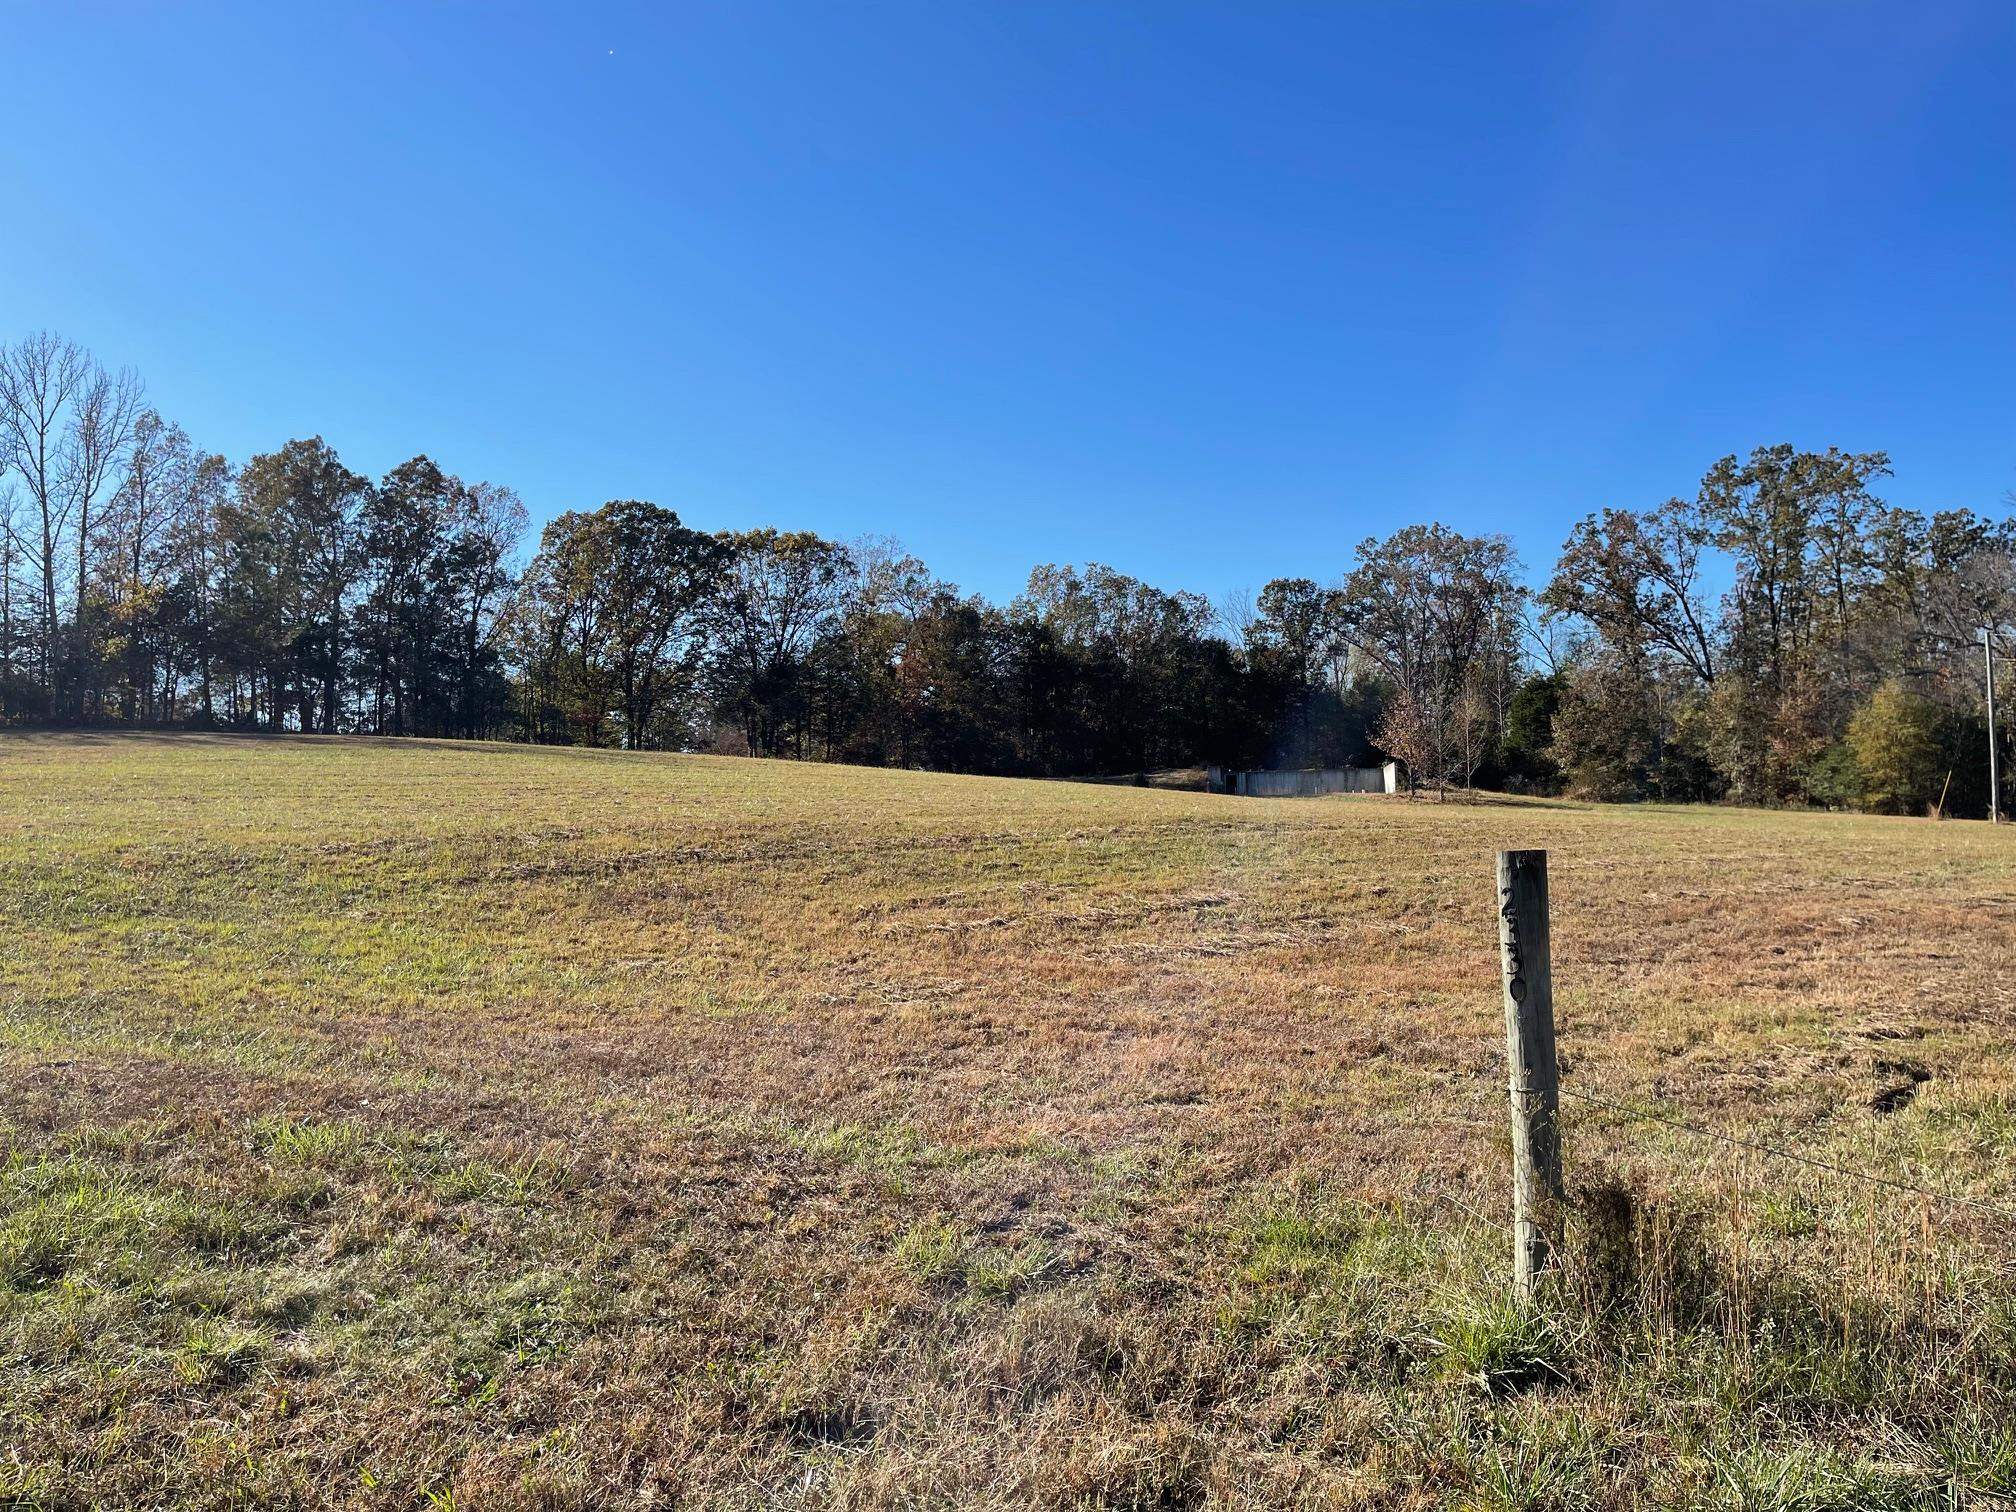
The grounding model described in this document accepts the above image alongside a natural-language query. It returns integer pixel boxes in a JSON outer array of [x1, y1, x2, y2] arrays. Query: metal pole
[[1986, 629, 2001, 825]]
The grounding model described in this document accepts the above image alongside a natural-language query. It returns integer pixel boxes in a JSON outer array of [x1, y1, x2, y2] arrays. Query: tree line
[[4, 331, 2011, 814]]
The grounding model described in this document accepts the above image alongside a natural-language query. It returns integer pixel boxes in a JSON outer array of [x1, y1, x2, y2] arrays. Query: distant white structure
[[1206, 762, 1400, 797]]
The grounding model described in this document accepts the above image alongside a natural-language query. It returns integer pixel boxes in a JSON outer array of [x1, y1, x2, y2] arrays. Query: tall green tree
[[1847, 681, 1941, 815], [513, 501, 722, 748], [227, 438, 368, 731], [1339, 524, 1523, 791], [709, 530, 853, 757]]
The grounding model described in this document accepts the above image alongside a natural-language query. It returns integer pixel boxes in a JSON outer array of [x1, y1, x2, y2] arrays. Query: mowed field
[[4, 734, 2016, 1509]]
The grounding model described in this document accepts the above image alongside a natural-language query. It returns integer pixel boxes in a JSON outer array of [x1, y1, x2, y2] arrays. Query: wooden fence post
[[1496, 848, 1563, 1295]]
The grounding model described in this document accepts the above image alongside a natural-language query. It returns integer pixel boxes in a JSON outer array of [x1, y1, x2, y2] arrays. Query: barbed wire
[[1555, 1084, 2016, 1227]]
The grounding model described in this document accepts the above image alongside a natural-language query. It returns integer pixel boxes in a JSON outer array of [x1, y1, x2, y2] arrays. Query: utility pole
[[1986, 628, 2002, 825]]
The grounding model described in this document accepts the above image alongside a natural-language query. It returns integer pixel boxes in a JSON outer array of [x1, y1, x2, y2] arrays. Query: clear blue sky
[[7, 2, 2014, 603]]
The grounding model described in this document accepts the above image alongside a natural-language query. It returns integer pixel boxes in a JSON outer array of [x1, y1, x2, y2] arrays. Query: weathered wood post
[[1496, 848, 1563, 1295]]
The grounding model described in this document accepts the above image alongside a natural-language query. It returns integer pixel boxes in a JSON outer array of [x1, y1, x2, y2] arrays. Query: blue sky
[[6, 2, 2014, 603]]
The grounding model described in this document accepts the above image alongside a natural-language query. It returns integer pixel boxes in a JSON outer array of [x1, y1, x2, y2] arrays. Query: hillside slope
[[3, 733, 2014, 1507]]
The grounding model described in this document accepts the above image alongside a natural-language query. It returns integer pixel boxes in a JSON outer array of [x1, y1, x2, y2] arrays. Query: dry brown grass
[[3, 731, 2014, 1508]]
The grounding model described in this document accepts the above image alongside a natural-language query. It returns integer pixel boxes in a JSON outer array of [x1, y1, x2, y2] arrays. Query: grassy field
[[3, 732, 2015, 1509]]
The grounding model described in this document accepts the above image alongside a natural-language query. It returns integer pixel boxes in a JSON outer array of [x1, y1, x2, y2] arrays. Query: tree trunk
[[40, 511, 58, 708]]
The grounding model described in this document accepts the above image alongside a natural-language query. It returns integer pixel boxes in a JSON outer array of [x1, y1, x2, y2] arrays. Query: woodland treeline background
[[5, 330, 2013, 815]]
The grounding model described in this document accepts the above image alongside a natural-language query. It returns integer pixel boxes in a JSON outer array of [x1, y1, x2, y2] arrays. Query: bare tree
[[70, 361, 143, 642], [0, 333, 141, 713], [846, 533, 938, 618], [1453, 664, 1496, 795], [0, 482, 22, 702], [0, 333, 89, 699], [1520, 601, 1578, 677], [1215, 585, 1257, 648], [1375, 684, 1440, 800]]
